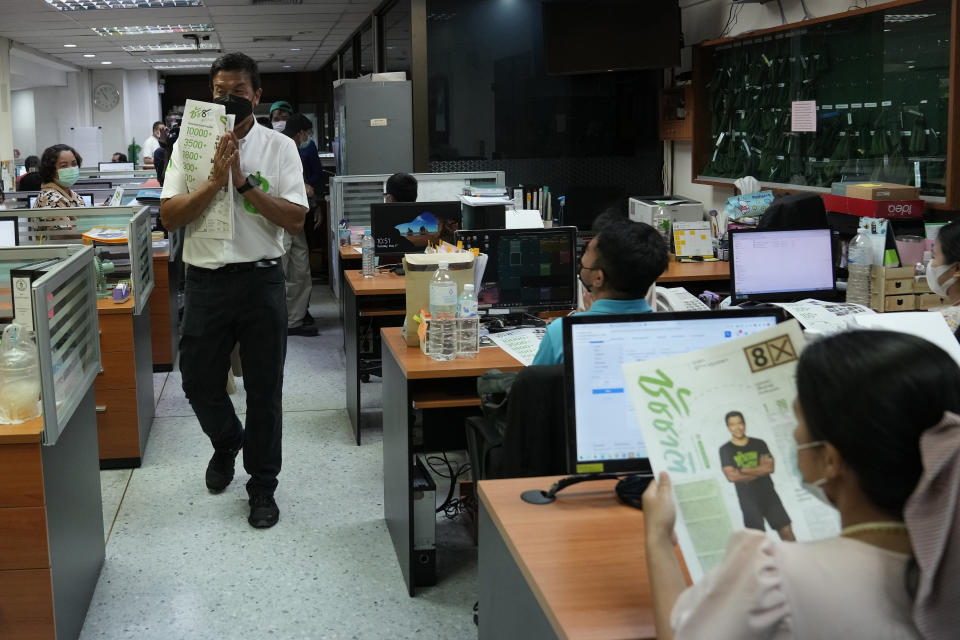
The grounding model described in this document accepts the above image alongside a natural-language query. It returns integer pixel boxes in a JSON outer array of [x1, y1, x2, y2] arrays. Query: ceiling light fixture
[[152, 64, 211, 69], [290, 48, 300, 51], [123, 42, 219, 52], [93, 24, 214, 36], [141, 56, 216, 63], [84, 53, 96, 57], [101, 60, 112, 64], [64, 43, 78, 47], [46, 0, 202, 9]]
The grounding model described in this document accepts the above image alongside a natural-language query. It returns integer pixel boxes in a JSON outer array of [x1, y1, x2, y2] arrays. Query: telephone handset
[[655, 286, 711, 312]]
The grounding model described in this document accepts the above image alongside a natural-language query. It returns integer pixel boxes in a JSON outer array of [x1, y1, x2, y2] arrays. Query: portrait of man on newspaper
[[718, 411, 796, 541]]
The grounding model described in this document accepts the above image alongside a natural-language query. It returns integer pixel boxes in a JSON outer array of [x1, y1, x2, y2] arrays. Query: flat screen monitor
[[99, 162, 135, 178], [0, 216, 18, 247], [370, 201, 463, 256], [730, 228, 836, 304], [563, 309, 785, 475], [455, 226, 577, 312], [543, 0, 681, 74], [75, 180, 112, 191], [29, 194, 93, 207]]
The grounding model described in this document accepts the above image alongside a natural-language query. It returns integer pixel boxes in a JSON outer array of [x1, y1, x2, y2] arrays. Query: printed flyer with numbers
[[622, 320, 840, 582], [181, 99, 235, 240]]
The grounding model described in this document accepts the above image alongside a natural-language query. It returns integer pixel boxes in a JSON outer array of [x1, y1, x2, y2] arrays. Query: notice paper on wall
[[181, 99, 235, 240], [622, 321, 840, 582], [791, 100, 817, 132]]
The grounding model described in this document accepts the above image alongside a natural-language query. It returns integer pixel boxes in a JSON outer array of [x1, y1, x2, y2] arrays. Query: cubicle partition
[[0, 244, 104, 639], [328, 171, 505, 300]]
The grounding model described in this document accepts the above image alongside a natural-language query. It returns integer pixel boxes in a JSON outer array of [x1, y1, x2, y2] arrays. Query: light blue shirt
[[530, 298, 653, 366]]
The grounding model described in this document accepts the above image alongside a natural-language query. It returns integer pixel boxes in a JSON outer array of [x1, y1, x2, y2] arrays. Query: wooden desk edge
[[97, 296, 136, 315], [344, 270, 406, 296], [380, 327, 524, 380], [339, 245, 363, 259], [0, 415, 44, 444]]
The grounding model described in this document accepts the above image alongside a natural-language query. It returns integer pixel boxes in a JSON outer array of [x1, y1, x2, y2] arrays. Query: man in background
[[719, 410, 796, 541], [142, 121, 166, 167], [270, 100, 293, 132], [111, 152, 128, 163], [282, 113, 319, 337], [385, 172, 417, 203], [17, 155, 41, 191]]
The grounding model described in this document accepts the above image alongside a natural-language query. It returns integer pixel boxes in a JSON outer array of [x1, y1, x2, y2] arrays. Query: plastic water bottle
[[428, 261, 458, 361], [846, 228, 872, 306], [361, 229, 375, 278], [847, 228, 871, 266], [652, 206, 671, 250], [457, 283, 479, 359]]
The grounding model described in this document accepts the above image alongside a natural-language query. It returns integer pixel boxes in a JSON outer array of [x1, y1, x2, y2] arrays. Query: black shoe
[[205, 447, 239, 493], [287, 324, 318, 337], [248, 492, 279, 528], [302, 311, 315, 326]]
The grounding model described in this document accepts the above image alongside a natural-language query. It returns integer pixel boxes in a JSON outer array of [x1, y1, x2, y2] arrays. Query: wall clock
[[93, 83, 121, 112]]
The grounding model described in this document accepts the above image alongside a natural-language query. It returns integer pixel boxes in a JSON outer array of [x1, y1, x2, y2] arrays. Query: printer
[[628, 195, 704, 226]]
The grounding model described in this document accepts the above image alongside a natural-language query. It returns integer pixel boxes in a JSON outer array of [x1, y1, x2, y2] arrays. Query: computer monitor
[[729, 228, 837, 304], [0, 216, 18, 247], [75, 180, 112, 191], [370, 201, 463, 256], [15, 165, 26, 179], [455, 226, 577, 312], [563, 309, 786, 474], [99, 162, 135, 178]]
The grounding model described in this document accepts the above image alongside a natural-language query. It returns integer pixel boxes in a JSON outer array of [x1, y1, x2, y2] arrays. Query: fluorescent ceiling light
[[101, 60, 112, 64], [884, 14, 935, 23], [123, 42, 218, 51], [84, 53, 96, 57], [141, 56, 215, 63], [46, 0, 202, 9], [283, 65, 291, 68], [93, 24, 214, 36], [152, 64, 210, 69], [64, 43, 78, 47]]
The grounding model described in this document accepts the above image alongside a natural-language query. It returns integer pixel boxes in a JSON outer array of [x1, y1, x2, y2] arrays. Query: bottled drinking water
[[847, 228, 871, 266], [846, 228, 872, 306], [428, 261, 458, 361], [652, 205, 671, 250], [457, 283, 479, 358], [361, 229, 375, 278]]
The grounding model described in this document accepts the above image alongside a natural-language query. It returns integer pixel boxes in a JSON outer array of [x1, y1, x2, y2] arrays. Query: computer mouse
[[615, 474, 654, 510]]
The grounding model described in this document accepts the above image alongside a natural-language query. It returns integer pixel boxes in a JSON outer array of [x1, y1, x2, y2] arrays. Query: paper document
[[851, 312, 960, 368], [459, 195, 515, 206], [623, 321, 839, 582], [791, 100, 817, 132], [505, 210, 545, 229], [182, 99, 235, 240], [488, 327, 545, 366], [353, 246, 363, 254], [772, 299, 873, 334]]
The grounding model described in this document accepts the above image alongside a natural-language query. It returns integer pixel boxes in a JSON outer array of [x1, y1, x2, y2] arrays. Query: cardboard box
[[403, 253, 474, 347], [822, 194, 924, 219], [845, 182, 920, 201]]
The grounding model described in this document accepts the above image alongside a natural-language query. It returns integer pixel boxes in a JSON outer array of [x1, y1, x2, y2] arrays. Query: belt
[[191, 258, 280, 273]]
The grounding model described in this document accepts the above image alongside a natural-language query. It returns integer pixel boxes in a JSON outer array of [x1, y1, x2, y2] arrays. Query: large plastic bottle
[[361, 229, 375, 278], [0, 323, 42, 424], [847, 228, 871, 266], [457, 283, 479, 359], [652, 206, 671, 250], [846, 228, 872, 306], [428, 261, 458, 361]]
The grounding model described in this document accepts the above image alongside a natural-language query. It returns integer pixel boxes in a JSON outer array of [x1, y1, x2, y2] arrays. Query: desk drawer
[[0, 506, 49, 570], [97, 314, 134, 352], [96, 349, 137, 391], [95, 389, 140, 460], [0, 569, 55, 640], [0, 444, 44, 508]]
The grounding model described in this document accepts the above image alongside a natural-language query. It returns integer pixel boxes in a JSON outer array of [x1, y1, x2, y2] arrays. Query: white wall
[[10, 89, 35, 158], [671, 0, 890, 211], [0, 38, 14, 188]]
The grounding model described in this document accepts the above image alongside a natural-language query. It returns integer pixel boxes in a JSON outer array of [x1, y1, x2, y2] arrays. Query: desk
[[344, 270, 406, 445], [479, 476, 687, 640], [96, 296, 155, 468], [381, 326, 524, 596], [337, 245, 363, 311], [0, 389, 104, 640], [660, 258, 730, 283], [150, 251, 181, 372]]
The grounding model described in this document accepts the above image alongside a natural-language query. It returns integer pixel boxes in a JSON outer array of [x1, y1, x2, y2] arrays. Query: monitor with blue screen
[[563, 309, 785, 474]]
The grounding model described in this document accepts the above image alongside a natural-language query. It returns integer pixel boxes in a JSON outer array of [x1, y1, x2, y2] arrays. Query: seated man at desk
[[531, 217, 668, 365], [385, 172, 417, 203]]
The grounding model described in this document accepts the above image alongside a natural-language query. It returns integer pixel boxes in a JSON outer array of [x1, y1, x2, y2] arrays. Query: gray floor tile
[[81, 285, 478, 640]]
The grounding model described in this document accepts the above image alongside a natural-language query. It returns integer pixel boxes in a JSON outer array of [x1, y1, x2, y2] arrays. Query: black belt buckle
[[254, 258, 280, 269]]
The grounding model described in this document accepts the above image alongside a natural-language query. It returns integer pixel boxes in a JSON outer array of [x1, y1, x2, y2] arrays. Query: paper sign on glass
[[622, 321, 839, 582], [791, 100, 817, 132], [181, 99, 235, 240]]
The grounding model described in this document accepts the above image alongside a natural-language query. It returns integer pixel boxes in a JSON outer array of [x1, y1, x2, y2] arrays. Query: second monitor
[[370, 201, 463, 255], [456, 226, 577, 312]]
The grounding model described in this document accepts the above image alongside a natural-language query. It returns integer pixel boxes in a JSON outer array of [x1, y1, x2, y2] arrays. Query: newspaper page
[[181, 99, 234, 240], [622, 320, 839, 582], [772, 298, 874, 335]]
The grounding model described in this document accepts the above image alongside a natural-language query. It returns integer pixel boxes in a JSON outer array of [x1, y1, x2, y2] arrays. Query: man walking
[[160, 52, 307, 528]]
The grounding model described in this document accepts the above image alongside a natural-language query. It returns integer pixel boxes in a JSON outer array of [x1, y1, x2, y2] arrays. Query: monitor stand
[[482, 310, 547, 333]]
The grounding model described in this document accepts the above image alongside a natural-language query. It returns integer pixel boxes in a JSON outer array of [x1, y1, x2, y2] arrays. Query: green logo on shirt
[[734, 450, 759, 469], [243, 172, 270, 215]]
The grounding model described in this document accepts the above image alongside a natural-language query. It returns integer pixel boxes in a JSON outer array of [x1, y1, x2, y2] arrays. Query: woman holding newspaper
[[643, 330, 960, 640]]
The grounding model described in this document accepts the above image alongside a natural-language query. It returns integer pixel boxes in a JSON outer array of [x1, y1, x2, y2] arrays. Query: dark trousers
[[180, 263, 287, 495]]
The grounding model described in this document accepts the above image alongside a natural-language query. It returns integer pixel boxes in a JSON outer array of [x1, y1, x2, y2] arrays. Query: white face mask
[[926, 260, 958, 297], [272, 120, 287, 132], [788, 439, 833, 507]]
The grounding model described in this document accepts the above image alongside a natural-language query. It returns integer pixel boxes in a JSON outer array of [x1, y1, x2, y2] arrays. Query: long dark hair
[[796, 330, 960, 518], [937, 219, 960, 263]]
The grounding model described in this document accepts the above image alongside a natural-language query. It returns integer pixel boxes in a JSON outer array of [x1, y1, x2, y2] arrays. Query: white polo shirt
[[142, 135, 161, 163], [161, 121, 308, 269]]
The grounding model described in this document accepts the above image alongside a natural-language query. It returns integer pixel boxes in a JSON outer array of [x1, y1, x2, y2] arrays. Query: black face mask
[[213, 94, 254, 121]]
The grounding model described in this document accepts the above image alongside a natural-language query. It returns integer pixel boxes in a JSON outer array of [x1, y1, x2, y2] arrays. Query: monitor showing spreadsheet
[[730, 229, 836, 304], [563, 310, 784, 474]]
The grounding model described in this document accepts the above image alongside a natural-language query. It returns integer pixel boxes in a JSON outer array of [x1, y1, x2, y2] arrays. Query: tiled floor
[[81, 285, 478, 640]]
